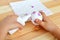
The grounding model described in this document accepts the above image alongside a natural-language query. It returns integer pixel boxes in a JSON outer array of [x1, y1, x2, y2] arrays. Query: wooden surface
[[0, 0, 60, 40]]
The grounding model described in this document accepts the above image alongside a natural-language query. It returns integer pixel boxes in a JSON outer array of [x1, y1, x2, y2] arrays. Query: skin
[[35, 11, 60, 40], [0, 11, 60, 40], [0, 15, 23, 40]]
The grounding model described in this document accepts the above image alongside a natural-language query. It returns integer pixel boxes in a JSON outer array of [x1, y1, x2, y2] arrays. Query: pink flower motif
[[32, 11, 36, 14], [31, 6, 34, 8], [38, 13, 41, 16]]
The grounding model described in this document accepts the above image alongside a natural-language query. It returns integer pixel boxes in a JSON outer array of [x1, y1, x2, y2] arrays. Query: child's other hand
[[0, 15, 23, 31], [35, 11, 60, 40], [35, 11, 58, 32]]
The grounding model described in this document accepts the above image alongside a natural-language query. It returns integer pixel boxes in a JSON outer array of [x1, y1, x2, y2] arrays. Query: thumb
[[15, 22, 23, 30], [35, 19, 44, 26]]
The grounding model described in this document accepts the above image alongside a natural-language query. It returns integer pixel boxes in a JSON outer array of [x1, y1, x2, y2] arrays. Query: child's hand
[[0, 15, 23, 40], [35, 11, 57, 32], [35, 11, 60, 39], [0, 15, 23, 31]]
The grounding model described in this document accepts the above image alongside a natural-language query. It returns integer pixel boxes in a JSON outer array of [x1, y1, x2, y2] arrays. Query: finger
[[7, 15, 18, 21], [39, 11, 47, 18], [35, 19, 44, 26], [14, 22, 23, 30], [34, 25, 45, 30], [34, 25, 41, 31], [39, 11, 48, 21], [13, 15, 23, 30]]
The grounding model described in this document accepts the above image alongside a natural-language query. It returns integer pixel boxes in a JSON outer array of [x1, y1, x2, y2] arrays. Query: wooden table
[[0, 0, 60, 40]]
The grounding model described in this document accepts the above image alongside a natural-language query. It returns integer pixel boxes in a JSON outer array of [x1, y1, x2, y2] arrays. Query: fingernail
[[34, 19, 39, 23], [36, 19, 39, 22]]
